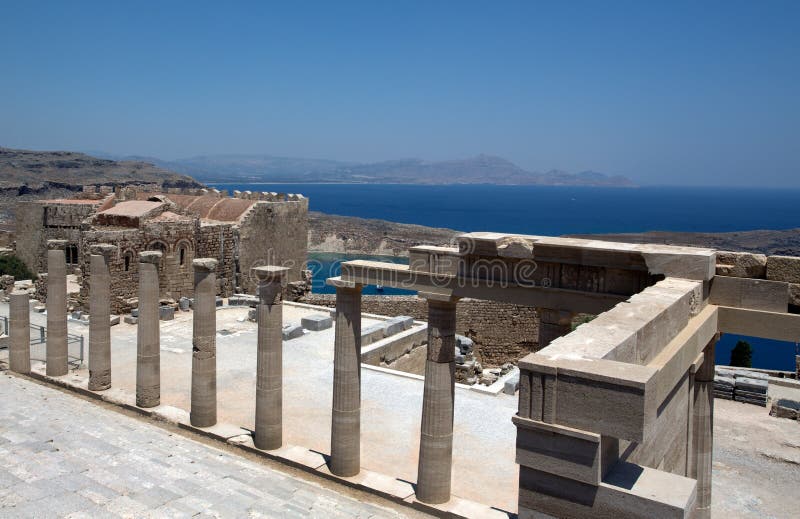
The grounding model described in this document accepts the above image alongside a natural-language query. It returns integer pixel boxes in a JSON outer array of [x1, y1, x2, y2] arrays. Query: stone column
[[416, 295, 459, 504], [88, 244, 116, 391], [191, 258, 218, 428], [538, 308, 574, 348], [9, 291, 31, 374], [136, 251, 162, 408], [328, 278, 363, 477], [253, 266, 289, 450], [690, 334, 717, 519], [46, 240, 68, 376]]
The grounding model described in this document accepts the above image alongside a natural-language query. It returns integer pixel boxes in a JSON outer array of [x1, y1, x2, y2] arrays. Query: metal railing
[[0, 315, 84, 368]]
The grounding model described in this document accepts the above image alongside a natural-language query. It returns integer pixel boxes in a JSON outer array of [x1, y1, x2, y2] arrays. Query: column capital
[[47, 239, 67, 250], [252, 265, 289, 282], [419, 291, 460, 305], [90, 243, 117, 260], [139, 251, 162, 264], [326, 276, 362, 291], [192, 258, 218, 271]]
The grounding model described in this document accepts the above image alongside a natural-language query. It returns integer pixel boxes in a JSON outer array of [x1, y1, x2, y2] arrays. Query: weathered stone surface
[[191, 259, 217, 428], [301, 313, 333, 331], [330, 285, 363, 477], [715, 251, 767, 278], [281, 324, 303, 340], [159, 305, 175, 321], [124, 315, 138, 324], [766, 255, 800, 283], [136, 253, 161, 408], [46, 244, 68, 376], [503, 373, 520, 395], [254, 269, 285, 451], [789, 283, 800, 308], [9, 291, 31, 374], [417, 298, 457, 504]]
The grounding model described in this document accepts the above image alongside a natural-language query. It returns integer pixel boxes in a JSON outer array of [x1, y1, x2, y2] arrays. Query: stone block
[[131, 308, 139, 317], [504, 373, 520, 395], [301, 313, 333, 331], [766, 255, 800, 283], [770, 404, 799, 420], [361, 323, 386, 345], [109, 315, 120, 326], [179, 297, 191, 311], [383, 319, 405, 337], [124, 316, 138, 325], [456, 334, 474, 355], [247, 308, 256, 321], [710, 275, 788, 312], [159, 306, 175, 321], [790, 283, 800, 308], [282, 324, 304, 340], [33, 305, 46, 313], [515, 417, 602, 485], [216, 297, 223, 307], [715, 251, 767, 278], [734, 376, 768, 393]]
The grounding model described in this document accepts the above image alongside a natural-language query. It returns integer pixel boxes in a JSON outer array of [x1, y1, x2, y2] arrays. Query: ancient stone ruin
[[4, 229, 800, 518], [14, 185, 309, 312]]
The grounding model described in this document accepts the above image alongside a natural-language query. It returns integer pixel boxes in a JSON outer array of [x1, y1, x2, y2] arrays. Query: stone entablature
[[332, 232, 800, 517]]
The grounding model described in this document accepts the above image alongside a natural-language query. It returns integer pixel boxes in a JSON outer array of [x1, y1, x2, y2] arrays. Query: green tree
[[730, 340, 753, 368], [0, 254, 35, 281]]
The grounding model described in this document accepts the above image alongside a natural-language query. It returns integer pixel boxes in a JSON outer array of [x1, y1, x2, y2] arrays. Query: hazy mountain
[[0, 147, 202, 189], [120, 152, 635, 186]]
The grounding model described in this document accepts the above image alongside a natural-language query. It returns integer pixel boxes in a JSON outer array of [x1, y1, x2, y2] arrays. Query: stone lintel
[[192, 258, 218, 271], [252, 265, 290, 281], [47, 239, 67, 250], [139, 251, 162, 264], [717, 306, 800, 343], [709, 275, 788, 313]]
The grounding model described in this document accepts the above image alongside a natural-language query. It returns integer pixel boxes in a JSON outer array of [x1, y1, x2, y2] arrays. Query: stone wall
[[716, 251, 800, 312], [299, 294, 540, 366], [237, 199, 309, 294], [196, 223, 237, 297]]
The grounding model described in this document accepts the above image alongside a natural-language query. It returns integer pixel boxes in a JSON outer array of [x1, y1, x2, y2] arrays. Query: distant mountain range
[[0, 147, 201, 190], [95, 152, 635, 187]]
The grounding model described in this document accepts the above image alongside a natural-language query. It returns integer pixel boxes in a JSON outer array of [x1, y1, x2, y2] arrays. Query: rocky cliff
[[308, 211, 460, 256]]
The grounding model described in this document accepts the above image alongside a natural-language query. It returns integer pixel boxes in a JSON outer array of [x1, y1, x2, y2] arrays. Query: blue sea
[[213, 183, 800, 370]]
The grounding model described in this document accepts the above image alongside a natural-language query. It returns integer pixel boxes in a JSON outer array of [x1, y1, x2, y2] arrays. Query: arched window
[[180, 247, 186, 266], [124, 251, 133, 272]]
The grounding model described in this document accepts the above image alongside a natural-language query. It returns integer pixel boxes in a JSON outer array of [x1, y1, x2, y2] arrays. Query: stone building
[[15, 186, 309, 312]]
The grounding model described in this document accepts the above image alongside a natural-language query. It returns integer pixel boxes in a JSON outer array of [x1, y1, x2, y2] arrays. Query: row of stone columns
[[328, 281, 460, 504]]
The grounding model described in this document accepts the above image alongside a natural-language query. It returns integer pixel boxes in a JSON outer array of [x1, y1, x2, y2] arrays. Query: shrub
[[0, 254, 36, 281]]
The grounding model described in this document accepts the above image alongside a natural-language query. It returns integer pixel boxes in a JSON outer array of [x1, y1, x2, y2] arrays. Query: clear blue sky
[[1, 1, 797, 186]]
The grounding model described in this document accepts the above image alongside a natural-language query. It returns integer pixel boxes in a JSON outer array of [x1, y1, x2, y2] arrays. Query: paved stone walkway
[[0, 372, 408, 518]]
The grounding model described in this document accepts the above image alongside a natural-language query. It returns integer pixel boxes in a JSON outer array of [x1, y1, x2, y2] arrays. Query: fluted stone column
[[538, 308, 574, 348], [416, 295, 459, 504], [691, 335, 717, 519], [253, 266, 289, 450], [9, 291, 31, 374], [136, 251, 162, 408], [46, 240, 68, 376], [191, 258, 218, 428], [89, 244, 116, 391], [328, 278, 363, 476]]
